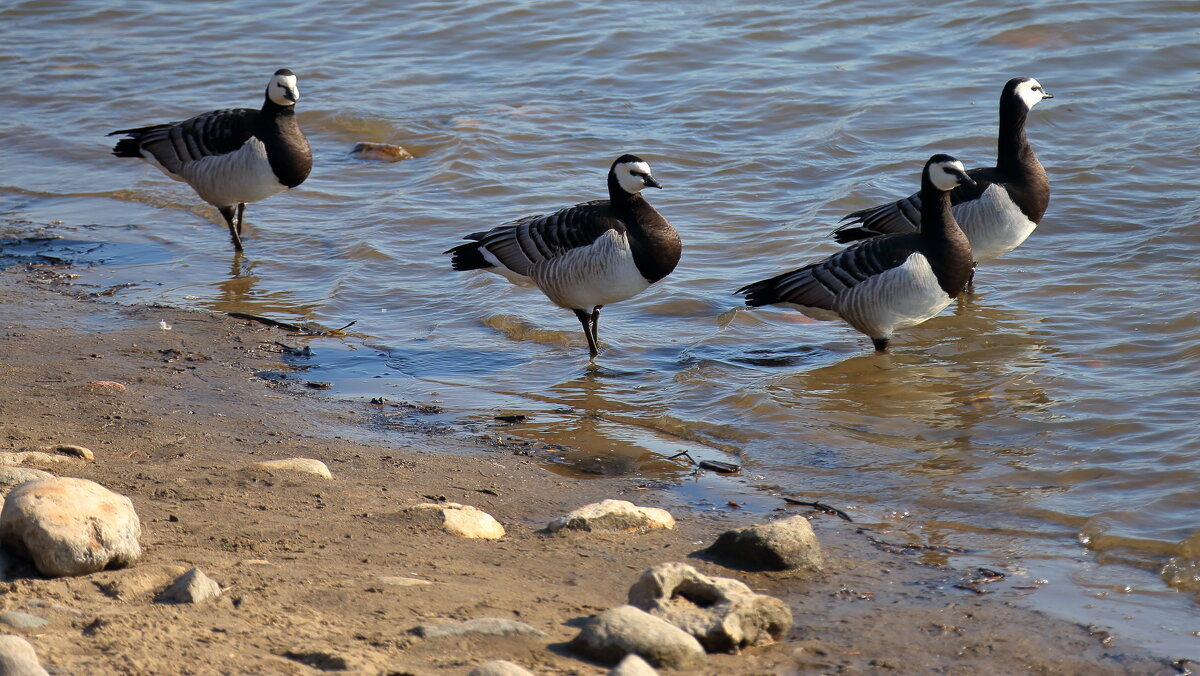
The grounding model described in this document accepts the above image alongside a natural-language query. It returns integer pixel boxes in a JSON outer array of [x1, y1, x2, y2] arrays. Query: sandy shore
[[0, 255, 1175, 674]]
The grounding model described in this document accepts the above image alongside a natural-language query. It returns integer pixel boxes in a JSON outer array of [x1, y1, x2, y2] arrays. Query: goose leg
[[574, 309, 599, 357], [589, 306, 603, 351], [236, 203, 246, 236], [871, 337, 889, 352], [218, 205, 244, 252]]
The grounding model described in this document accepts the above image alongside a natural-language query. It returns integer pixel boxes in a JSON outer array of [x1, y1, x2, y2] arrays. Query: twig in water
[[783, 496, 853, 522], [228, 312, 306, 333], [667, 450, 696, 464]]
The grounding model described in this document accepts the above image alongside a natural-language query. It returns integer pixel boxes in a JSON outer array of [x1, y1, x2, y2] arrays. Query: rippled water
[[2, 0, 1198, 656]]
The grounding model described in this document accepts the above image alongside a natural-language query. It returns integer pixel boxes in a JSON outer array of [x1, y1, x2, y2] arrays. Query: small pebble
[[0, 611, 49, 630]]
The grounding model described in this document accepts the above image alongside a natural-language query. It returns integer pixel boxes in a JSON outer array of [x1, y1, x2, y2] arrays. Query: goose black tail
[[107, 124, 171, 158], [734, 276, 783, 308], [110, 136, 143, 158], [444, 240, 492, 271]]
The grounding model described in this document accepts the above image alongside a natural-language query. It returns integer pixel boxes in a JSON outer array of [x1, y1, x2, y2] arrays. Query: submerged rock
[[0, 477, 142, 577], [568, 605, 705, 669], [549, 500, 675, 534], [401, 502, 505, 539], [628, 562, 792, 652], [350, 142, 414, 162], [705, 515, 824, 572], [252, 458, 332, 478]]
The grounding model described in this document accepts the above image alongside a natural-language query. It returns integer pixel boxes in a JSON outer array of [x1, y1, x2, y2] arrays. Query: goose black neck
[[918, 176, 957, 239], [261, 92, 295, 118], [919, 175, 973, 296], [606, 170, 679, 282], [997, 93, 1033, 175], [607, 171, 634, 211]]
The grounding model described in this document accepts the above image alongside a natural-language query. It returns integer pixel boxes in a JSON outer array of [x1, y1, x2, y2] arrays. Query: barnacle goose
[[108, 69, 312, 251], [445, 154, 681, 357], [737, 154, 975, 352], [832, 78, 1052, 265]]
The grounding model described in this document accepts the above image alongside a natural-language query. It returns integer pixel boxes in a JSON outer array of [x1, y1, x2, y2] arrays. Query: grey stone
[[413, 617, 546, 640], [705, 515, 823, 572], [0, 635, 49, 676], [549, 500, 675, 534], [0, 612, 47, 630], [610, 653, 658, 676], [0, 467, 53, 488], [0, 478, 142, 577], [628, 562, 792, 652], [466, 660, 535, 676], [156, 568, 221, 604], [568, 605, 705, 669]]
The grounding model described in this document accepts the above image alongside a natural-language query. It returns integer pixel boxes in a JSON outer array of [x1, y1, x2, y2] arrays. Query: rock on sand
[[0, 477, 141, 577], [252, 458, 332, 479], [549, 500, 675, 533], [467, 661, 535, 676], [705, 515, 824, 572], [568, 605, 705, 669], [610, 653, 658, 676], [0, 634, 50, 676], [156, 567, 222, 604], [628, 562, 792, 652], [401, 502, 504, 539]]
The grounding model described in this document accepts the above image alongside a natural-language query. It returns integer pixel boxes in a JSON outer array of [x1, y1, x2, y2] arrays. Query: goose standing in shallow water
[[832, 77, 1052, 267], [445, 154, 681, 357], [737, 155, 975, 352], [108, 69, 312, 251]]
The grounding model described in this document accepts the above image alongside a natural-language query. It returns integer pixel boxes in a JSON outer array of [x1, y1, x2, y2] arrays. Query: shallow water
[[2, 0, 1199, 657]]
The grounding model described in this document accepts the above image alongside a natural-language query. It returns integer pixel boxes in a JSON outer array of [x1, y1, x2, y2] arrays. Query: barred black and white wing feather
[[447, 200, 626, 282], [109, 108, 257, 176], [737, 235, 918, 315], [832, 170, 993, 242]]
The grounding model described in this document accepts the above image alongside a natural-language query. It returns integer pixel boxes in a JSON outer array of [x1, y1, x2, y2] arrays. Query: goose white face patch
[[928, 159, 968, 191], [268, 72, 300, 106], [615, 161, 653, 194], [1015, 78, 1049, 110]]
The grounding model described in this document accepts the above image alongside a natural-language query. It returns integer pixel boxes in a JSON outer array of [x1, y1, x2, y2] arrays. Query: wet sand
[[0, 252, 1177, 674]]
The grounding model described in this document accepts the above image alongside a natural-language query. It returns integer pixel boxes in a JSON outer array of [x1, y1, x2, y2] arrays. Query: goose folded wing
[[832, 169, 993, 242], [738, 237, 915, 309], [113, 108, 258, 174], [476, 200, 626, 277]]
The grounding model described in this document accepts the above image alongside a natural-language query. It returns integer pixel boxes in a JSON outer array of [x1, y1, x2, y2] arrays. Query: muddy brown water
[[1, 0, 1197, 657]]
